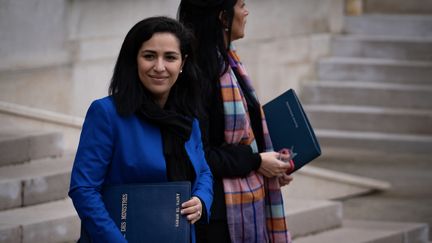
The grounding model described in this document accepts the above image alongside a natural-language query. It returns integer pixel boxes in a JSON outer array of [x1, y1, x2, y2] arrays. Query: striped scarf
[[221, 47, 292, 243]]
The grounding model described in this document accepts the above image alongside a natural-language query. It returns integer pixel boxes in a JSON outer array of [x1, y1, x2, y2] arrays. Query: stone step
[[0, 154, 74, 211], [305, 105, 432, 135], [344, 14, 432, 38], [0, 194, 341, 243], [283, 165, 390, 200], [316, 129, 432, 162], [284, 199, 342, 238], [0, 198, 79, 243], [318, 57, 432, 84], [301, 81, 432, 110], [0, 129, 63, 167], [317, 145, 432, 164], [331, 35, 432, 61], [295, 219, 429, 243]]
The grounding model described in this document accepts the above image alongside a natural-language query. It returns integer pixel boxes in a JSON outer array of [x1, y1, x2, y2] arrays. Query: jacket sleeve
[[68, 100, 127, 243], [198, 96, 262, 179], [189, 119, 213, 221]]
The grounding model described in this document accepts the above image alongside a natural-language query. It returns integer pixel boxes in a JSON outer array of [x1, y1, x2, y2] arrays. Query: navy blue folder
[[263, 89, 321, 173], [79, 181, 191, 243]]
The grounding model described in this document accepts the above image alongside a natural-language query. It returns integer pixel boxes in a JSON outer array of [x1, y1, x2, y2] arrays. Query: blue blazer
[[69, 97, 213, 243]]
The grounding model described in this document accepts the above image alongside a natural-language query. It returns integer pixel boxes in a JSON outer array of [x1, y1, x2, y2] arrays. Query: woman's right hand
[[258, 151, 292, 178], [181, 196, 202, 224]]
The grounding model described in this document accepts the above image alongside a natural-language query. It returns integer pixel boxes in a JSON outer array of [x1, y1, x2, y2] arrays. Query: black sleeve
[[198, 90, 262, 179], [205, 140, 261, 179]]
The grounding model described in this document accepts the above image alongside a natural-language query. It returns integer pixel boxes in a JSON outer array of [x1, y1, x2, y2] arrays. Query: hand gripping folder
[[79, 181, 191, 243], [263, 89, 321, 173]]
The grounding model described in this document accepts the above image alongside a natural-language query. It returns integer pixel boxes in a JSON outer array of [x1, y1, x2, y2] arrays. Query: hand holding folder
[[263, 89, 321, 174], [278, 148, 296, 174], [80, 181, 191, 243]]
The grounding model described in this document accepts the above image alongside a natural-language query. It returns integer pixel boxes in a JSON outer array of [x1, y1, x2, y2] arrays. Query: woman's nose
[[154, 58, 165, 72]]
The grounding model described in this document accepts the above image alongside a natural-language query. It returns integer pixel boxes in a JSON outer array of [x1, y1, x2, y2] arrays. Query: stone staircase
[[0, 129, 79, 243], [303, 14, 432, 163], [0, 130, 426, 242], [294, 13, 432, 242], [0, 130, 426, 243], [0, 127, 398, 242]]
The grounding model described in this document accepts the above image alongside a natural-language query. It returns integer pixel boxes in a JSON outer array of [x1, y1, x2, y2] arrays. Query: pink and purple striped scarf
[[220, 47, 292, 243]]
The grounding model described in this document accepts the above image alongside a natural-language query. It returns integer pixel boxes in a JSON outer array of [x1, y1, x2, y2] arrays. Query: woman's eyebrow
[[164, 51, 181, 56], [140, 50, 180, 55]]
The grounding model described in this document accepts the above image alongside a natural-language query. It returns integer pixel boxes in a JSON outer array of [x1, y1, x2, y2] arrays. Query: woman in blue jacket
[[69, 16, 213, 243]]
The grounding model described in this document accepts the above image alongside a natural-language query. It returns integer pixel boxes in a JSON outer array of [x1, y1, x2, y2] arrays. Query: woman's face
[[137, 32, 185, 107], [230, 0, 249, 41]]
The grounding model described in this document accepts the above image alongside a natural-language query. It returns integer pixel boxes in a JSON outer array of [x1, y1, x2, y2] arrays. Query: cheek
[[236, 17, 244, 29], [170, 72, 180, 85], [137, 62, 150, 79], [232, 21, 244, 38], [137, 61, 144, 75]]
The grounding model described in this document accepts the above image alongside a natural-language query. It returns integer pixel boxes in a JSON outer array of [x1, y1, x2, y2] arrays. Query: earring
[[180, 70, 183, 73], [224, 28, 229, 32]]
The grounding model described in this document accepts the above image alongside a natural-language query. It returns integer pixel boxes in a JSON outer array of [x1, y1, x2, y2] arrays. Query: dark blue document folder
[[263, 89, 321, 173], [80, 181, 191, 243]]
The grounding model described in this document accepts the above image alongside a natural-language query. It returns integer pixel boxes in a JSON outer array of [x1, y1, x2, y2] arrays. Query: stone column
[[346, 0, 363, 16]]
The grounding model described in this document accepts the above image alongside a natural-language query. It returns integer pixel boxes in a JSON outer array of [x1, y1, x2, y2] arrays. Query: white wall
[[236, 0, 343, 103], [0, 0, 344, 117], [0, 0, 69, 71]]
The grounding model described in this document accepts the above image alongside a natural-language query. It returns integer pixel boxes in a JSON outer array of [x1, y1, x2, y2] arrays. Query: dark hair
[[109, 16, 203, 117], [177, 0, 236, 87]]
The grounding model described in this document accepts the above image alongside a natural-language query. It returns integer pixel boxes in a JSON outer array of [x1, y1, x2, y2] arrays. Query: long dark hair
[[109, 16, 202, 117], [177, 0, 237, 88]]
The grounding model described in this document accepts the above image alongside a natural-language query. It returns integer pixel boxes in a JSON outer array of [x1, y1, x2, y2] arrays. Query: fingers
[[257, 167, 272, 177], [191, 210, 201, 224], [259, 152, 292, 178], [276, 152, 293, 174], [181, 196, 202, 224], [269, 163, 289, 176], [278, 174, 294, 186], [278, 152, 292, 162]]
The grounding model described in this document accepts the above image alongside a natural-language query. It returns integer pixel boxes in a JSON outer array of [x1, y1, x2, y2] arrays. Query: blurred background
[[0, 0, 431, 242]]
